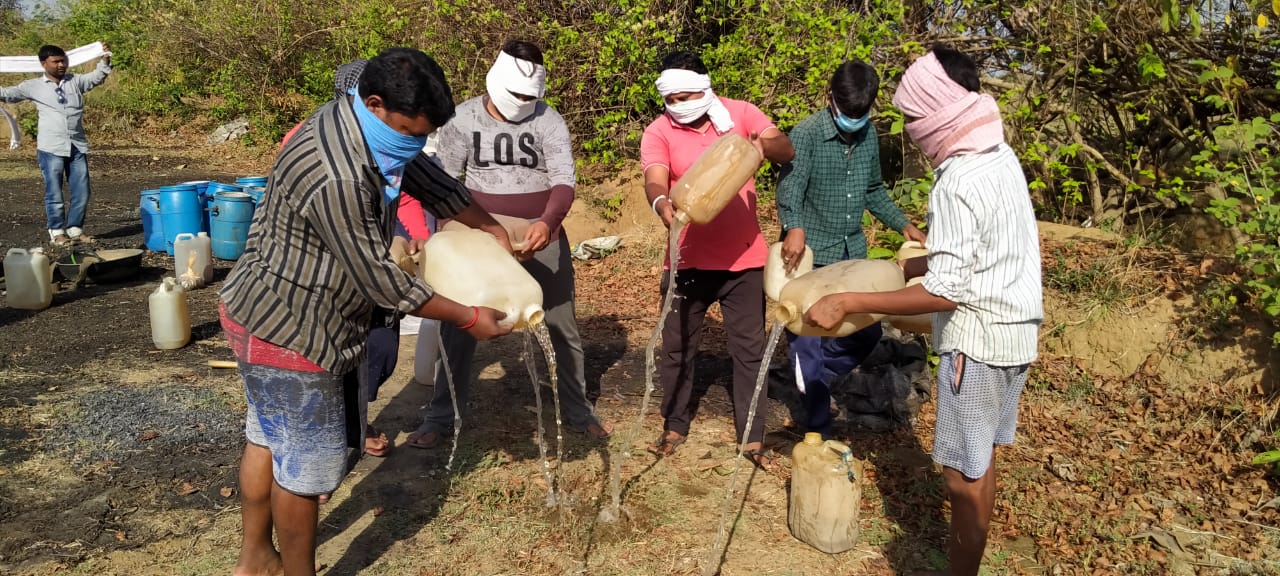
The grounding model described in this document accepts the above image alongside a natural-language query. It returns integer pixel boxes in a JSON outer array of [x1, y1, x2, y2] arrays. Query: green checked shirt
[[776, 110, 909, 266]]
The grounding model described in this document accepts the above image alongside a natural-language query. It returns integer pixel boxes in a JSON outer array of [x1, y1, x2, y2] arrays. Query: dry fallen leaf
[[114, 531, 126, 542], [219, 486, 234, 498], [139, 430, 159, 442], [177, 482, 199, 496], [373, 506, 386, 517]]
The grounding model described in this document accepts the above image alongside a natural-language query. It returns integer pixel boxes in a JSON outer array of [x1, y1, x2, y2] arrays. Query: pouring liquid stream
[[702, 321, 785, 575], [523, 327, 561, 507], [603, 220, 684, 521], [437, 321, 462, 472]]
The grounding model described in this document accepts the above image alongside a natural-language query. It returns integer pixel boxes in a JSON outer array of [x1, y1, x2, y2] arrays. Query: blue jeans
[[38, 148, 92, 232], [787, 322, 883, 436]]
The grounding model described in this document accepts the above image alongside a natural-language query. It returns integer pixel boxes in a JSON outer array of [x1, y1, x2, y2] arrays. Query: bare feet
[[233, 547, 282, 576], [364, 424, 389, 457]]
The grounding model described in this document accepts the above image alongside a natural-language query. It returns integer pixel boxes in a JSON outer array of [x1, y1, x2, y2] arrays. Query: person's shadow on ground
[[315, 315, 627, 573]]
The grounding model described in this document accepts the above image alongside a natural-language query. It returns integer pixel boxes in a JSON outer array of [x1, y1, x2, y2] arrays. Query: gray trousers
[[424, 234, 599, 433]]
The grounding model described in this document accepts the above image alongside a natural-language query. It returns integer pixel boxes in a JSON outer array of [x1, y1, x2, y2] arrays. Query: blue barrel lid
[[159, 184, 198, 192]]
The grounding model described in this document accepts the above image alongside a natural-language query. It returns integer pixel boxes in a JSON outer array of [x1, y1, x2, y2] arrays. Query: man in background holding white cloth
[[1, 43, 112, 246]]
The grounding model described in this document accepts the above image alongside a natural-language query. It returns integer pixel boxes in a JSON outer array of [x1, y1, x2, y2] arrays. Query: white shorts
[[932, 352, 1028, 479]]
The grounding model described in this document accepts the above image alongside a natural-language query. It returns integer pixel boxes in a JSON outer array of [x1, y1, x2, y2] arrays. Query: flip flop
[[744, 448, 779, 472], [649, 431, 686, 457], [567, 421, 613, 439], [405, 430, 444, 449]]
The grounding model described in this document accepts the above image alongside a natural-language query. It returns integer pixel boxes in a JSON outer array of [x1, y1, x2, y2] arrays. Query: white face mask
[[488, 85, 538, 122], [485, 51, 546, 123], [665, 91, 714, 124]]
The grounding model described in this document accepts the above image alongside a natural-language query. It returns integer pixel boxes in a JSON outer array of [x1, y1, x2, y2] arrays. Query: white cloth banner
[[0, 42, 107, 74]]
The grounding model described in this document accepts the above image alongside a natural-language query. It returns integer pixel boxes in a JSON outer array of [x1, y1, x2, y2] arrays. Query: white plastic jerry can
[[173, 232, 214, 285], [4, 247, 54, 310], [149, 277, 191, 349]]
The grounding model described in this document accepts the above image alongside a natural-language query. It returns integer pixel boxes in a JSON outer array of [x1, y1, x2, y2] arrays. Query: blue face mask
[[831, 106, 870, 134], [349, 87, 428, 202]]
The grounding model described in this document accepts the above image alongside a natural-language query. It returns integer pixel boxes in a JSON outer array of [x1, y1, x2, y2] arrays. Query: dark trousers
[[365, 325, 399, 402], [659, 267, 767, 444], [786, 322, 882, 435]]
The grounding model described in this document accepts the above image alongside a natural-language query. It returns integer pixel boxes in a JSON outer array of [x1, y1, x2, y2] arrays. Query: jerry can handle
[[824, 440, 858, 483]]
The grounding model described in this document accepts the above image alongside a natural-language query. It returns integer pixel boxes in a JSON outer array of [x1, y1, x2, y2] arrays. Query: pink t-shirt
[[640, 97, 775, 271]]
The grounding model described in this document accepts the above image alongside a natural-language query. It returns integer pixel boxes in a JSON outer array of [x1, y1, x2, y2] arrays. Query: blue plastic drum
[[210, 191, 256, 260], [157, 184, 202, 255], [139, 189, 165, 252]]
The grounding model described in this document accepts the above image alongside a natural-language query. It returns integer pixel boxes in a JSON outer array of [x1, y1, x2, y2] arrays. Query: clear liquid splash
[[532, 322, 564, 505], [703, 321, 785, 575], [603, 220, 684, 523], [437, 321, 461, 472], [524, 328, 559, 507]]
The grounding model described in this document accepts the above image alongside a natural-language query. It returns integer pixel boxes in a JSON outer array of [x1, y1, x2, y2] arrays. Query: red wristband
[[457, 306, 480, 330]]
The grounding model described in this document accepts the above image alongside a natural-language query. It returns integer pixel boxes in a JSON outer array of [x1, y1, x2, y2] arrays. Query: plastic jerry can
[[885, 241, 933, 334], [764, 241, 814, 302], [668, 132, 761, 225], [3, 248, 53, 310], [789, 432, 864, 553], [440, 213, 532, 253], [774, 259, 905, 337], [173, 232, 214, 286], [419, 229, 544, 329], [149, 277, 191, 349]]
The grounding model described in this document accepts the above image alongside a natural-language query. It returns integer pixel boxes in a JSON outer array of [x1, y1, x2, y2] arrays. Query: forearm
[[451, 202, 511, 245], [762, 131, 795, 164], [901, 256, 928, 280], [867, 184, 910, 232], [412, 293, 475, 326], [537, 184, 574, 232], [842, 283, 956, 316]]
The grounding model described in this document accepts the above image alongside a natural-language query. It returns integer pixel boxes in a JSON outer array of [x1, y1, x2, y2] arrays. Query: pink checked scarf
[[892, 52, 1005, 168]]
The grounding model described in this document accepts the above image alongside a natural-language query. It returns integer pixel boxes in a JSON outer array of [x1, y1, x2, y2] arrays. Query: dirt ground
[[1, 140, 1278, 576]]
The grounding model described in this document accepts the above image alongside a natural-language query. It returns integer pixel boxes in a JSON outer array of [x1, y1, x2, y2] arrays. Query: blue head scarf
[[349, 87, 427, 203]]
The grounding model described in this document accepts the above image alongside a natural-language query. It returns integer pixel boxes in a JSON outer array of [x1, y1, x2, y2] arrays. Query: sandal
[[744, 448, 778, 472], [649, 431, 686, 457], [405, 429, 444, 449], [567, 420, 613, 439], [364, 425, 390, 457]]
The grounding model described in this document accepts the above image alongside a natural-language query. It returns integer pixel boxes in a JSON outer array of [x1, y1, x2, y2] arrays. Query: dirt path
[[1, 143, 1277, 575]]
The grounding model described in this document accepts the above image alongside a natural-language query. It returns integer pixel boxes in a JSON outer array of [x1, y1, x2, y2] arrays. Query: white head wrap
[[485, 50, 547, 123], [654, 69, 735, 133]]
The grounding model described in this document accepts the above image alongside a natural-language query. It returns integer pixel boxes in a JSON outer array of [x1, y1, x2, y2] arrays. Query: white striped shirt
[[923, 143, 1042, 366]]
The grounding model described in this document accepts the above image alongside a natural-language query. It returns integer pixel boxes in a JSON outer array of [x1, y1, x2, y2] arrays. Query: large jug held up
[[884, 241, 933, 334], [419, 229, 545, 330], [4, 248, 53, 311], [764, 241, 814, 302], [669, 132, 761, 225], [789, 432, 863, 553], [774, 259, 905, 337], [173, 232, 214, 289], [149, 277, 191, 350]]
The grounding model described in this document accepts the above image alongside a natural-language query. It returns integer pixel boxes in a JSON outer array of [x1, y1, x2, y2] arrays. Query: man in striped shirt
[[220, 48, 512, 576], [804, 45, 1043, 576]]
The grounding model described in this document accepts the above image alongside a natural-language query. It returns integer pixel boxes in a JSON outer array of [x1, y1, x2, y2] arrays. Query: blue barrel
[[246, 186, 265, 204], [139, 189, 165, 252], [210, 191, 256, 260], [182, 181, 212, 233], [158, 184, 202, 255], [236, 176, 268, 188], [205, 182, 242, 233]]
